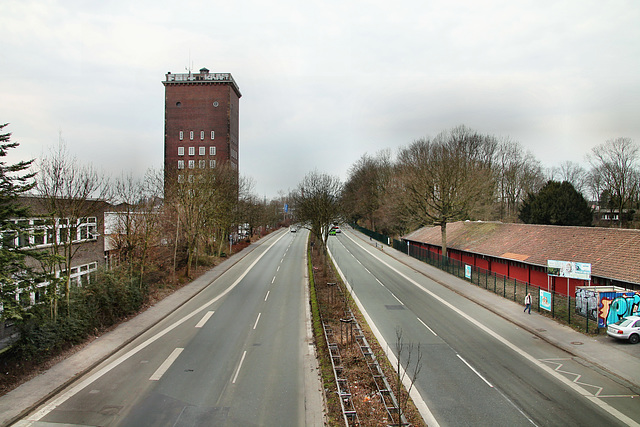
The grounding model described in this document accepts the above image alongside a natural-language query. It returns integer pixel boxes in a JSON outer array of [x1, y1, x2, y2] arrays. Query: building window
[[189, 131, 194, 140], [209, 146, 216, 156], [200, 131, 205, 140], [199, 160, 206, 169], [188, 160, 195, 169], [178, 147, 184, 156], [178, 174, 184, 183], [179, 131, 184, 140], [178, 160, 184, 169], [211, 131, 215, 140], [188, 147, 195, 156], [210, 159, 216, 168], [199, 146, 205, 156]]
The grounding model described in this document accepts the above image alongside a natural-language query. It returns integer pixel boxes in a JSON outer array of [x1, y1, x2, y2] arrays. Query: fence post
[[503, 276, 506, 298], [586, 296, 589, 334], [494, 275, 496, 294], [551, 290, 555, 319]]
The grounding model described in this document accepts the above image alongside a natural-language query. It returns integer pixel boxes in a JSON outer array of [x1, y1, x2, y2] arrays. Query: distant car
[[607, 315, 640, 344], [329, 229, 336, 236], [290, 226, 297, 232]]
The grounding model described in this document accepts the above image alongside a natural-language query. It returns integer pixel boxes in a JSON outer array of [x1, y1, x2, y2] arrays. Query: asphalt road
[[16, 228, 316, 427], [328, 229, 640, 427]]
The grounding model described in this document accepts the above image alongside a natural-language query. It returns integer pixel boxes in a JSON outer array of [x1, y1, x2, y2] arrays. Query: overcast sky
[[1, 0, 639, 199]]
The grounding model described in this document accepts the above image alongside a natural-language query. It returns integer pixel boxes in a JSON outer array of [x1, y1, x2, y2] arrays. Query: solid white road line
[[232, 350, 247, 384], [149, 348, 184, 381], [195, 311, 214, 328], [25, 230, 289, 423], [327, 245, 441, 427], [340, 231, 640, 427]]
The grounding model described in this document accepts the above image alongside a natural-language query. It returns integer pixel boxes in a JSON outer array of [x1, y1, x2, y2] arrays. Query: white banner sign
[[547, 260, 591, 280]]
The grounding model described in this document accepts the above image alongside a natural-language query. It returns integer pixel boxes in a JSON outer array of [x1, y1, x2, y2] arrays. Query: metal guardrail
[[323, 322, 359, 426]]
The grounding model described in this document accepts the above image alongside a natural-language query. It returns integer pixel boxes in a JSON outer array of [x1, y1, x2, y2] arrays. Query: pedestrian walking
[[524, 292, 532, 314]]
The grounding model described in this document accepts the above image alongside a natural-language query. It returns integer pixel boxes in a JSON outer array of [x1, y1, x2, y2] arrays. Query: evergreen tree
[[519, 180, 593, 226], [0, 123, 37, 322]]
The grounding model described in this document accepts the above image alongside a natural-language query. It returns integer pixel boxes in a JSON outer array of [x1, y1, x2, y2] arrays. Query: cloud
[[1, 0, 639, 198]]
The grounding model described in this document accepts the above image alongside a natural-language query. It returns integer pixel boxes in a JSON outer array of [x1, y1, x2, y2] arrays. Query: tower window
[[178, 147, 184, 156], [188, 147, 195, 156], [211, 131, 215, 140], [179, 131, 183, 140], [188, 160, 195, 169], [200, 131, 205, 140], [209, 146, 216, 156], [178, 160, 184, 169], [210, 160, 216, 168], [189, 131, 194, 140], [199, 160, 206, 169], [199, 146, 205, 156]]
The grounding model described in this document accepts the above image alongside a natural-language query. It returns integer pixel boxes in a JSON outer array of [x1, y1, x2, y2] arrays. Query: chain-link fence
[[347, 224, 602, 333]]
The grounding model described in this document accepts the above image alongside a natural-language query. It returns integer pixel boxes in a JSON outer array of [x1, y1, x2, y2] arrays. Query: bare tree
[[548, 160, 588, 195], [34, 139, 111, 318], [293, 170, 342, 251], [397, 126, 495, 258], [495, 140, 545, 221], [342, 150, 393, 231], [394, 327, 422, 426], [587, 137, 640, 227], [165, 164, 238, 278], [108, 168, 163, 289]]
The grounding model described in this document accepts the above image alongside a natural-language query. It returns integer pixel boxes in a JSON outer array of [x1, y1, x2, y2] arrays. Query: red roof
[[403, 221, 640, 285]]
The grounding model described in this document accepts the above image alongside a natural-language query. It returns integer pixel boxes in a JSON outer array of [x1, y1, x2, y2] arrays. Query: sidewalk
[[0, 232, 280, 427], [349, 227, 640, 393]]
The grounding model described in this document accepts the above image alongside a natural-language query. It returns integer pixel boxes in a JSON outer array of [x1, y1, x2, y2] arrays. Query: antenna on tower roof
[[185, 50, 193, 77]]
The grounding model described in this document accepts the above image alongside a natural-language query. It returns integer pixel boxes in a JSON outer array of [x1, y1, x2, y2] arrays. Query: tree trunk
[[441, 221, 448, 261]]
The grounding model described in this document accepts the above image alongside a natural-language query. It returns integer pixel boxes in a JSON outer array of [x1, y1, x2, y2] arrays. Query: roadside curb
[[346, 227, 640, 392], [0, 231, 282, 427]]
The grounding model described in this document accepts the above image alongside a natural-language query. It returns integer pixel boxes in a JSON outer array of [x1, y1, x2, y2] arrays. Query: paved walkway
[[0, 233, 281, 427], [349, 227, 640, 393], [2, 228, 638, 426]]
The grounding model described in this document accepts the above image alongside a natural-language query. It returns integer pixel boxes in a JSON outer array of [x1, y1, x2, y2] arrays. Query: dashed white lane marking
[[253, 313, 262, 330], [195, 311, 214, 328], [149, 348, 183, 381], [338, 231, 640, 427], [265, 291, 270, 301], [24, 230, 289, 423], [272, 276, 276, 284], [457, 354, 493, 387], [417, 317, 438, 336], [390, 292, 403, 304], [232, 350, 247, 384]]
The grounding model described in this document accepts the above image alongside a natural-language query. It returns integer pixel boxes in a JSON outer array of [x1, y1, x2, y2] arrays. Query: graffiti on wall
[[575, 288, 599, 321], [598, 291, 640, 328]]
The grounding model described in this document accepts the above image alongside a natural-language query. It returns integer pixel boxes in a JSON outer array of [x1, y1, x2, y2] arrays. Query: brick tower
[[163, 67, 241, 188]]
